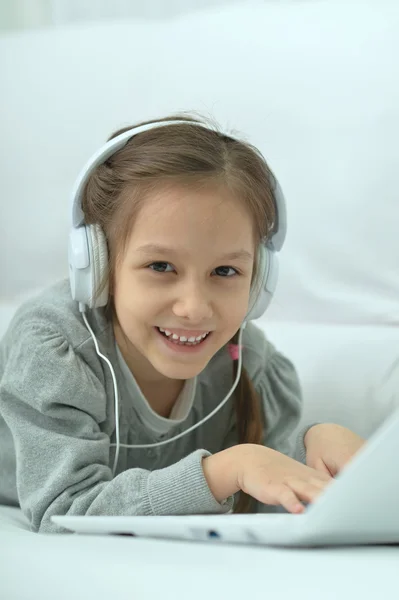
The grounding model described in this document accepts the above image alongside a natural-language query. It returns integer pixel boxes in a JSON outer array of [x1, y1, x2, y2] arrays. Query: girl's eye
[[213, 266, 238, 277], [147, 263, 238, 277], [148, 262, 174, 273]]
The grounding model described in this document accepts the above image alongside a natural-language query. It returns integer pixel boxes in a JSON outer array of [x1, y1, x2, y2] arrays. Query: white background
[[0, 0, 305, 32]]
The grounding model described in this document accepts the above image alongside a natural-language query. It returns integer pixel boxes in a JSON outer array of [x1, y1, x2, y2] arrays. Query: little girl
[[0, 115, 364, 533]]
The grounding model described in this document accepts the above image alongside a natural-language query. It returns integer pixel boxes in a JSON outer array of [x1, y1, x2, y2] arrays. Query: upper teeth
[[159, 328, 209, 342]]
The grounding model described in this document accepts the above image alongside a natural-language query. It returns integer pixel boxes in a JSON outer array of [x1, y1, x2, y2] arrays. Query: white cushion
[[261, 321, 399, 437], [0, 505, 30, 533]]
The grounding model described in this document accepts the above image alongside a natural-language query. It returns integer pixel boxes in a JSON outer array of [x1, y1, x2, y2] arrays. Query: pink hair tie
[[227, 343, 243, 361]]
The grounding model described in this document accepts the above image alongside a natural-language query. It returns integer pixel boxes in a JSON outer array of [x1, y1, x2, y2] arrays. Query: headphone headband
[[70, 119, 287, 251]]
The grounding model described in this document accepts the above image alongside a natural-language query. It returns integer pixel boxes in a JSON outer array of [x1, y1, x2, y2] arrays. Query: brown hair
[[82, 114, 277, 512]]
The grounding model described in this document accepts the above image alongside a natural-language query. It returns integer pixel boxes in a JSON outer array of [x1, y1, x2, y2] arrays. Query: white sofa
[[1, 2, 399, 598]]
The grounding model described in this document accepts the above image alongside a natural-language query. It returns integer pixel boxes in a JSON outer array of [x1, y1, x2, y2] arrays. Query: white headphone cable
[[80, 304, 121, 474]]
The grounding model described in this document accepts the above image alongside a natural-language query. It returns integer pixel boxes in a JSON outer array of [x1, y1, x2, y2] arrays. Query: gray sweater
[[0, 280, 304, 533]]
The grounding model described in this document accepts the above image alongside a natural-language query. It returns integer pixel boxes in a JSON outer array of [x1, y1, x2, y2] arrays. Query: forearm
[[202, 446, 242, 503], [295, 422, 321, 463], [36, 449, 233, 533], [2, 401, 233, 533]]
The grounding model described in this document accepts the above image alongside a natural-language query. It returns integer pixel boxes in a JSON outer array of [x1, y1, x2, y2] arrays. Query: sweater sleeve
[[253, 346, 305, 460], [0, 321, 232, 534]]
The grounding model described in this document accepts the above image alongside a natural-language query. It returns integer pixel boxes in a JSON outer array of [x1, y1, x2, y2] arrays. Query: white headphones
[[68, 119, 287, 321], [68, 119, 287, 475]]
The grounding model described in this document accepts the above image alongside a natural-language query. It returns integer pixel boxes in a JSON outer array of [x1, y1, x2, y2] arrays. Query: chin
[[163, 363, 207, 380], [153, 358, 210, 381]]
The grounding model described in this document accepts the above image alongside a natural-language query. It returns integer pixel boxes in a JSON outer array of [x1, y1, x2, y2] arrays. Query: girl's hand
[[202, 444, 333, 514], [304, 423, 366, 477]]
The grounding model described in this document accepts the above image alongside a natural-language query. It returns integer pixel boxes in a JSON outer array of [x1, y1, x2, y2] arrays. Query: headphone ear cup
[[86, 224, 109, 308], [245, 245, 279, 321]]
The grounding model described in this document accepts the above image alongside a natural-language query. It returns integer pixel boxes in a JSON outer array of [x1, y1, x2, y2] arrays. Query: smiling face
[[112, 181, 256, 387]]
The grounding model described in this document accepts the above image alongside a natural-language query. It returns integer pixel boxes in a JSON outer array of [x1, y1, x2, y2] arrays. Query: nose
[[172, 277, 213, 323]]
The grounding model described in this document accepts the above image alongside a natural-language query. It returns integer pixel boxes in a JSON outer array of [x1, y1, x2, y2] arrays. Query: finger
[[269, 483, 305, 514], [288, 478, 327, 505], [308, 475, 333, 489], [315, 458, 335, 477], [307, 465, 333, 482]]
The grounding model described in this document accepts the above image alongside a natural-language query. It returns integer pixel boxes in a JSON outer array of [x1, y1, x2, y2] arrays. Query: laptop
[[52, 408, 399, 547]]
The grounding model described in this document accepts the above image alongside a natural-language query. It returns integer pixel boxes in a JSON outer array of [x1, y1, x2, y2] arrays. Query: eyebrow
[[135, 243, 253, 262]]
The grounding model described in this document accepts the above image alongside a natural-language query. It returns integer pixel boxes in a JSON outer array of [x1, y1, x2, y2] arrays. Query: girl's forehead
[[132, 182, 254, 226], [116, 181, 258, 257]]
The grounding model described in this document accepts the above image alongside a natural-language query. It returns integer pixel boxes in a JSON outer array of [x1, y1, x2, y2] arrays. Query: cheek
[[226, 284, 252, 316], [217, 291, 251, 342], [113, 271, 158, 328]]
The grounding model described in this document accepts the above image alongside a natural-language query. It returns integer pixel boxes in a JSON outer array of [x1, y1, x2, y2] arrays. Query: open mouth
[[156, 327, 211, 347]]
